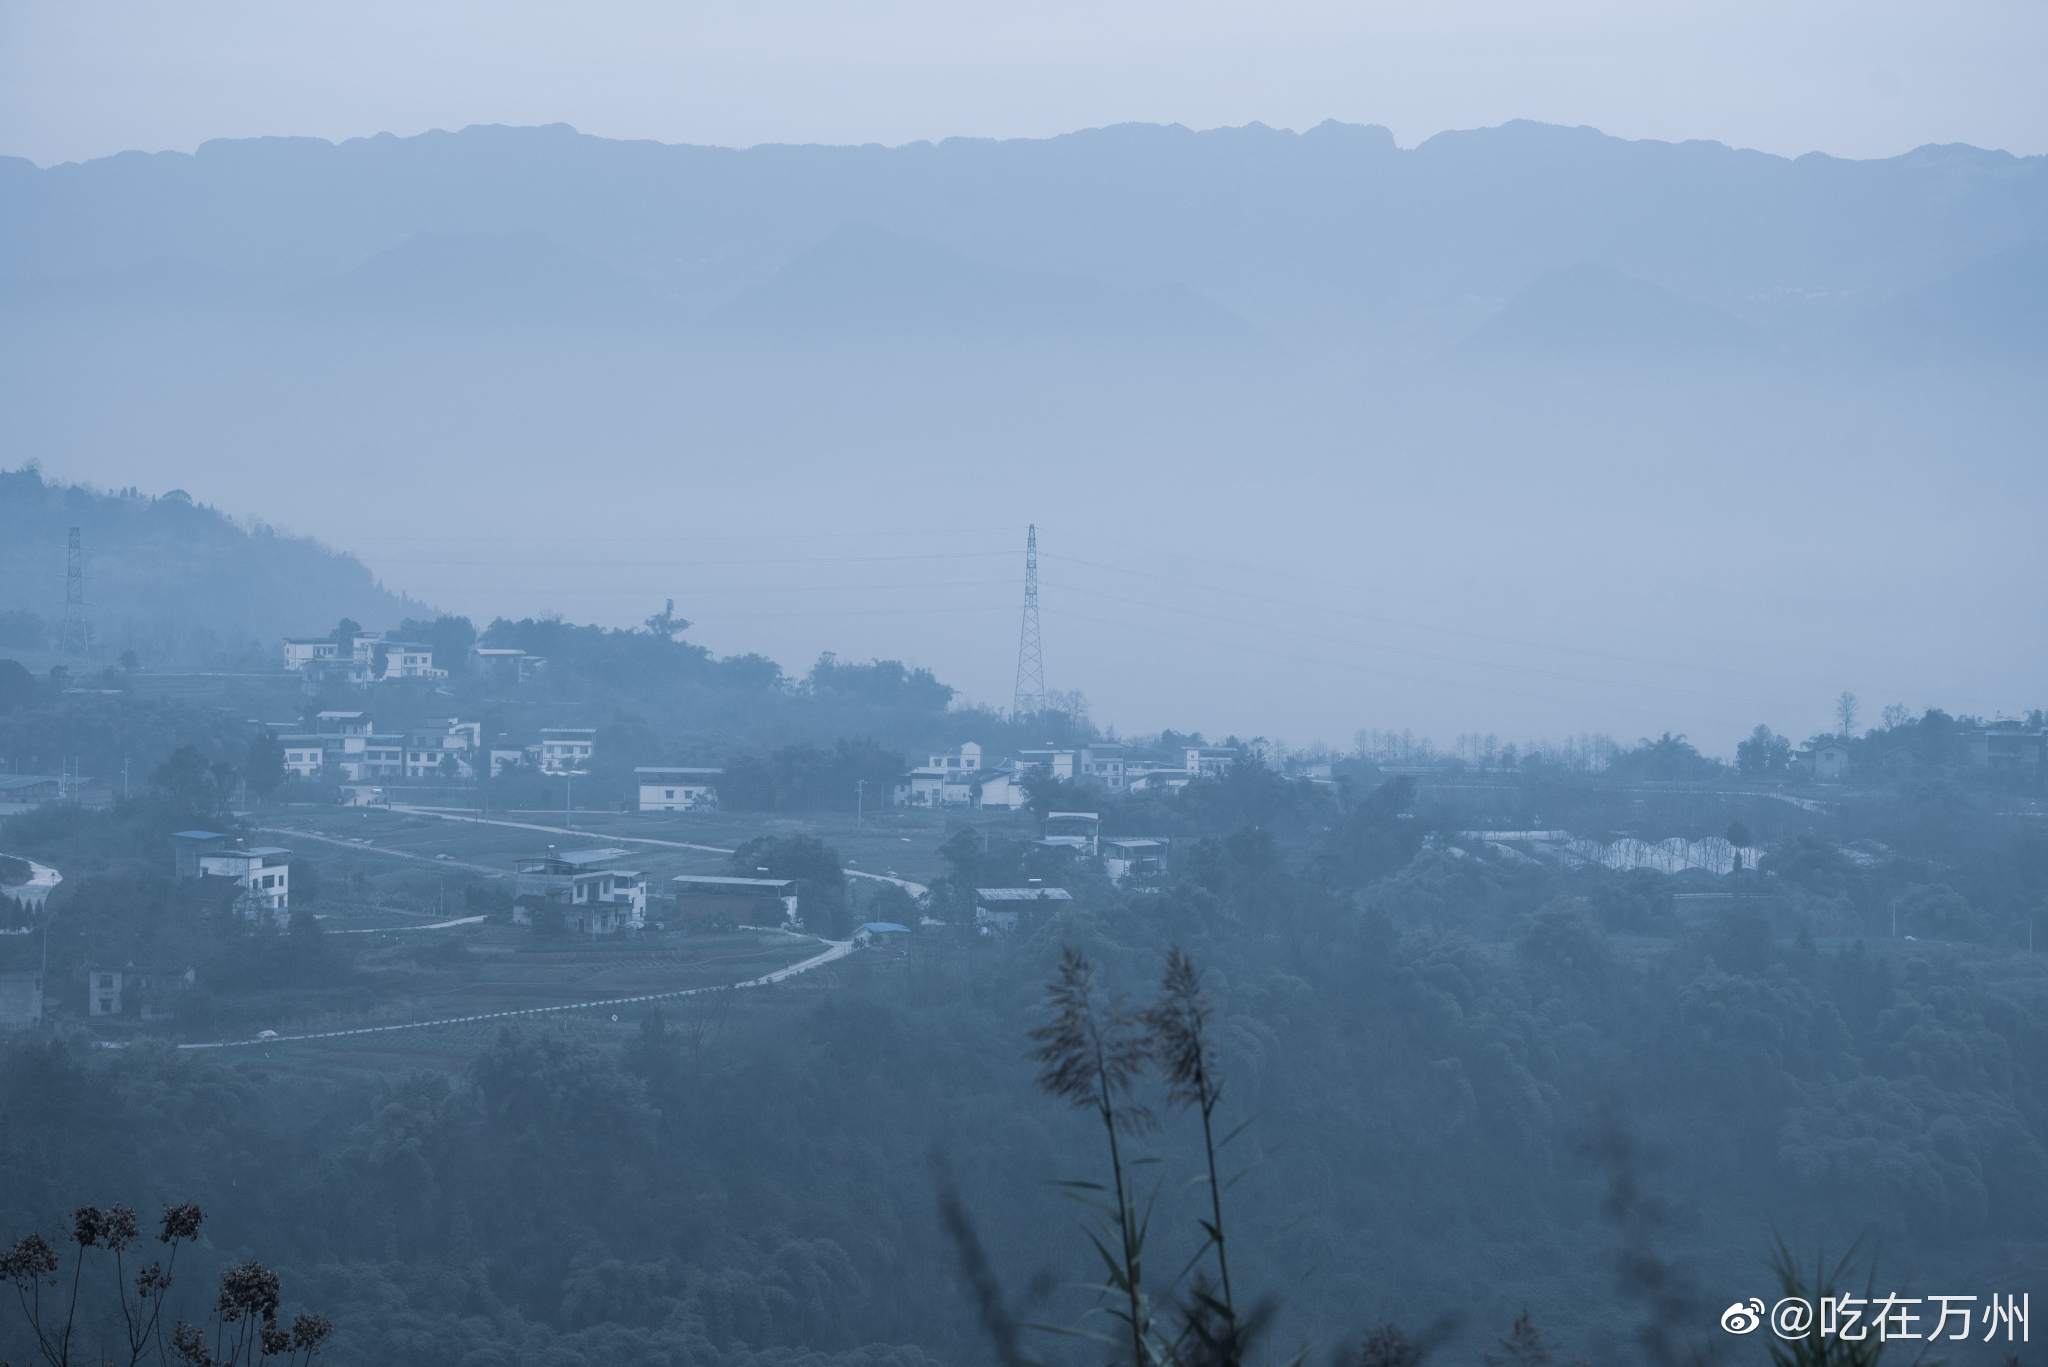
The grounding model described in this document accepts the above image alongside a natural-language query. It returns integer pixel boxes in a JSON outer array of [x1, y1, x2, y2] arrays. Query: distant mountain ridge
[[3, 118, 2043, 353]]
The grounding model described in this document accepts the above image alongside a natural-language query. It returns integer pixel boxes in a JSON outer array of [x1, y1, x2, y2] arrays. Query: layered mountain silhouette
[[1861, 237, 2048, 356], [709, 220, 1259, 348], [6, 119, 2043, 354], [293, 231, 676, 329], [1453, 262, 1759, 360]]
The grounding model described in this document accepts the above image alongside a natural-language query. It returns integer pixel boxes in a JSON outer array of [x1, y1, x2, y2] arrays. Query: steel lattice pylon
[[1012, 524, 1046, 718], [59, 526, 90, 662]]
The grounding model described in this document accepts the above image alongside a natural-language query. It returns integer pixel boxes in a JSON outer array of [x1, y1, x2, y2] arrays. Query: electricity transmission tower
[[1012, 524, 1046, 719], [59, 526, 90, 663]]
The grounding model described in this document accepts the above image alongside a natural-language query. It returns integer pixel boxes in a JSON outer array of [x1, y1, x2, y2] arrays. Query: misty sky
[[3, 0, 2046, 166]]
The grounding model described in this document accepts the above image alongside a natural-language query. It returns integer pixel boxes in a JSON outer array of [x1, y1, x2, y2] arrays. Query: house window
[[666, 789, 676, 799]]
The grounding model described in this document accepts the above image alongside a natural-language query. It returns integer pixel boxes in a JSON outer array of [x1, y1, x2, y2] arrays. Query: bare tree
[[1834, 691, 1861, 739]]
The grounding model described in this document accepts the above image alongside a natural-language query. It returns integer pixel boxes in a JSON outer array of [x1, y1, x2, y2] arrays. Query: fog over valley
[[2, 62, 2046, 1367], [4, 119, 2044, 750]]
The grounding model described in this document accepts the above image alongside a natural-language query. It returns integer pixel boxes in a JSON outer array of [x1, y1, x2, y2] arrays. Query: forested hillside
[[0, 465, 418, 669]]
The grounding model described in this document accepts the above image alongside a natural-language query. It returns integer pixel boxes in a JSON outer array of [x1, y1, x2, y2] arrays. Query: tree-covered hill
[[0, 464, 420, 669]]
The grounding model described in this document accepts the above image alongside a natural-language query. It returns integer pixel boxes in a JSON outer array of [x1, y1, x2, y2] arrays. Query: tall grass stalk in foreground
[[1029, 945, 1157, 1366], [1765, 1238, 1889, 1367], [1147, 947, 1241, 1357]]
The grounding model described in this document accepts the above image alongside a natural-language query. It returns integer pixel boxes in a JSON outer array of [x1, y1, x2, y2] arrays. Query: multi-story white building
[[198, 844, 293, 922], [348, 634, 442, 682], [281, 738, 325, 777], [282, 637, 340, 671], [406, 719, 482, 779], [276, 712, 405, 780], [897, 743, 982, 806], [539, 728, 596, 773], [1018, 746, 1131, 791], [636, 767, 721, 811], [286, 632, 443, 683]]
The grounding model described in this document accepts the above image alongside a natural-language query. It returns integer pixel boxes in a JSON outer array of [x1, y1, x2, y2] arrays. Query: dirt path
[[260, 824, 505, 876]]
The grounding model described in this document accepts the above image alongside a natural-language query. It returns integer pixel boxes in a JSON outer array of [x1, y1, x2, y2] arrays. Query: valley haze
[[2, 116, 2044, 754]]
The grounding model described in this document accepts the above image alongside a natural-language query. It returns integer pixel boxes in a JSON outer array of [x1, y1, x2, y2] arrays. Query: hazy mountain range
[[2, 120, 2043, 748], [3, 119, 2043, 357]]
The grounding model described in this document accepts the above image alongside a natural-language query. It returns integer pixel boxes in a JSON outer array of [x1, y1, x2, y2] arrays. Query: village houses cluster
[[270, 623, 1242, 813], [893, 741, 1239, 810]]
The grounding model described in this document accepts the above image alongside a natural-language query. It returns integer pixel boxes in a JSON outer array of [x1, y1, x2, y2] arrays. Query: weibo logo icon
[[1721, 1299, 1766, 1334]]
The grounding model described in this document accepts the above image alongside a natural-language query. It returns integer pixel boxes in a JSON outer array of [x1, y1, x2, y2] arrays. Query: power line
[[388, 578, 1016, 596], [1046, 550, 1835, 691], [363, 550, 1016, 568], [1041, 578, 1767, 706], [1040, 606, 1699, 722]]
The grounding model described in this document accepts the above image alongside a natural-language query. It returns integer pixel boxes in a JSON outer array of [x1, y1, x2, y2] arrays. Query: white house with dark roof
[[636, 767, 721, 811], [514, 846, 646, 932], [197, 844, 292, 921], [282, 637, 340, 671], [973, 886, 1073, 933], [897, 743, 981, 806], [406, 719, 481, 779]]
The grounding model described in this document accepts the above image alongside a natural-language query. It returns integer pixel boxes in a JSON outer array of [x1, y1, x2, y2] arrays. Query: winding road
[[177, 937, 854, 1049], [385, 805, 931, 895]]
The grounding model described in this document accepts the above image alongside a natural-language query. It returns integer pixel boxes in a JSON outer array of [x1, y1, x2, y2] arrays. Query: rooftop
[[673, 875, 796, 889], [975, 887, 1075, 901], [550, 848, 632, 867]]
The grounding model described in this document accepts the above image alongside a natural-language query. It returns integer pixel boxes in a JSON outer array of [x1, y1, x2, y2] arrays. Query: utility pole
[[59, 527, 90, 664], [856, 778, 866, 828], [1012, 524, 1045, 719]]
